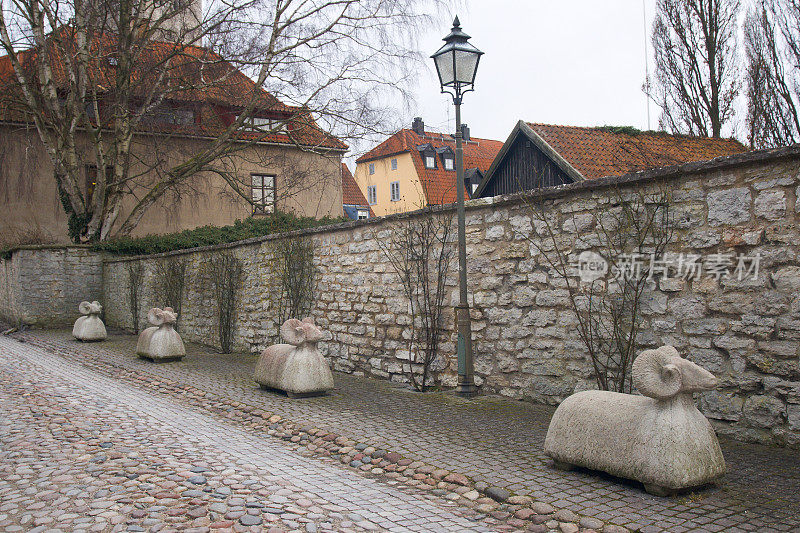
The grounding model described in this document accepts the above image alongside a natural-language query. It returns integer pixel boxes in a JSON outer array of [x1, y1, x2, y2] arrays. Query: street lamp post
[[431, 16, 483, 396]]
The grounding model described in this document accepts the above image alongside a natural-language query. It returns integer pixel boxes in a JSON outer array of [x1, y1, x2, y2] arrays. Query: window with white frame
[[369, 162, 375, 175], [425, 154, 436, 169], [390, 181, 400, 201], [444, 157, 454, 170], [251, 174, 275, 213], [357, 209, 368, 220], [391, 158, 398, 170], [367, 185, 377, 205], [237, 115, 281, 131]]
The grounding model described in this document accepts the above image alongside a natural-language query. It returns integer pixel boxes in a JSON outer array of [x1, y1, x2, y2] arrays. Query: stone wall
[[102, 147, 800, 448], [0, 246, 104, 326]]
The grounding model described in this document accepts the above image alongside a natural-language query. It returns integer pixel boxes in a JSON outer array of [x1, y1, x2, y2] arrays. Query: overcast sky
[[408, 0, 660, 144]]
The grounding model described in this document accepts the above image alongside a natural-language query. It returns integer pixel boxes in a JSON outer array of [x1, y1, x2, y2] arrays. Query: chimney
[[460, 123, 470, 142], [412, 117, 425, 135]]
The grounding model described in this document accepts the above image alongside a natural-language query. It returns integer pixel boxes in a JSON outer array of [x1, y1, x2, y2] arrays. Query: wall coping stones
[[3, 244, 94, 254]]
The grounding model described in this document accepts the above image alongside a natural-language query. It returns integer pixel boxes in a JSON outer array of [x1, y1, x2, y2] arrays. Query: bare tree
[[651, 0, 740, 137], [521, 184, 674, 393], [377, 209, 455, 392], [745, 0, 800, 148], [0, 0, 440, 242]]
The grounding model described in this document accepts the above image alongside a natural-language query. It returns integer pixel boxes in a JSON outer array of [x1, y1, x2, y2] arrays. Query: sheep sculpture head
[[78, 301, 103, 316], [147, 307, 178, 327], [632, 345, 718, 400], [280, 317, 324, 346]]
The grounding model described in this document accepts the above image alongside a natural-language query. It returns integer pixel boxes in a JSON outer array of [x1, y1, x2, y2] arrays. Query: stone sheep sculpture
[[72, 301, 107, 341], [544, 345, 726, 496], [254, 317, 334, 398], [136, 307, 186, 362]]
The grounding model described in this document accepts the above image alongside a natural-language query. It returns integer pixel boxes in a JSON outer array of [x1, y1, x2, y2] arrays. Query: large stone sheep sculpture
[[544, 345, 726, 496], [254, 317, 334, 398], [136, 307, 186, 362], [72, 301, 107, 341]]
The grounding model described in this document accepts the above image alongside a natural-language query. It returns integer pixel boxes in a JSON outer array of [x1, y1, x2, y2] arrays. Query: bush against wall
[[377, 208, 455, 392], [523, 183, 674, 393], [154, 257, 187, 329], [126, 262, 144, 333], [203, 252, 243, 353], [271, 237, 316, 338]]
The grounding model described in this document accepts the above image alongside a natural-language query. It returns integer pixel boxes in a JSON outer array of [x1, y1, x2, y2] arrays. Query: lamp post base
[[456, 382, 479, 397]]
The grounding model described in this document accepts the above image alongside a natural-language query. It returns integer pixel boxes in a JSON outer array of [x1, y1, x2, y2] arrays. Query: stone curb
[[10, 331, 631, 533]]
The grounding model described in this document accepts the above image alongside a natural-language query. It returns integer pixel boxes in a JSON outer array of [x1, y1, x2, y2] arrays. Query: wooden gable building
[[475, 121, 749, 198]]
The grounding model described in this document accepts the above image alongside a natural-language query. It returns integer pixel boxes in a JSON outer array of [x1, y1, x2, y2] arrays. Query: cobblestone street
[[2, 330, 800, 532], [0, 337, 510, 532]]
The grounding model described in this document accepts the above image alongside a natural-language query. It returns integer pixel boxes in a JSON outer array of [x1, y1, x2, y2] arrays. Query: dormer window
[[237, 114, 282, 131], [417, 143, 437, 169], [143, 103, 195, 125], [436, 146, 455, 170]]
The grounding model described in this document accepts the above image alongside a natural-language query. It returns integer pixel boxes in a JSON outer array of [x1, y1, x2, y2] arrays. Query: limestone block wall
[[0, 246, 104, 326], [102, 147, 800, 448]]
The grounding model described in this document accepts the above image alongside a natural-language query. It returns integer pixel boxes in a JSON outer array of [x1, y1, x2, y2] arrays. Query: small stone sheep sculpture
[[72, 301, 107, 341], [544, 345, 726, 496], [136, 307, 186, 362], [254, 317, 334, 398]]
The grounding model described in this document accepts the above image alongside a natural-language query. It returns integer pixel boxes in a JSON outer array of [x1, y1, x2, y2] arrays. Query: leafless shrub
[[0, 223, 56, 252], [522, 183, 674, 393], [204, 252, 243, 353], [126, 262, 144, 333], [154, 257, 187, 329], [271, 237, 316, 338], [377, 209, 455, 392]]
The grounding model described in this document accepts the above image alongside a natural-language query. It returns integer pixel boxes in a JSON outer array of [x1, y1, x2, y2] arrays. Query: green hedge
[[92, 212, 347, 256]]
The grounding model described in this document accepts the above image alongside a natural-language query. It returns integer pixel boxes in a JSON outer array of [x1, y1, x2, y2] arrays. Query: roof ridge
[[527, 122, 745, 145]]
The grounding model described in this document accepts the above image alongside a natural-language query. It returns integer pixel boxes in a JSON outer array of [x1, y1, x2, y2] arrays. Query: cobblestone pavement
[[7, 329, 800, 532], [0, 337, 543, 533]]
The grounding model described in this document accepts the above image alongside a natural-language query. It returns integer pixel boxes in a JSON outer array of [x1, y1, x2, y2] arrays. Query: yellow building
[[353, 118, 502, 216]]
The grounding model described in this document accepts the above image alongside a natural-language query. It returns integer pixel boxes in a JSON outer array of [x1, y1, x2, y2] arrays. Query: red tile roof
[[527, 123, 748, 180], [0, 27, 346, 151], [342, 163, 374, 216], [357, 129, 503, 205]]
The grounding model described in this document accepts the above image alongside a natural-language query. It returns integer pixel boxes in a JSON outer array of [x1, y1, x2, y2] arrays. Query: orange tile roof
[[342, 163, 374, 216], [357, 129, 503, 205], [0, 27, 346, 151], [527, 123, 748, 180]]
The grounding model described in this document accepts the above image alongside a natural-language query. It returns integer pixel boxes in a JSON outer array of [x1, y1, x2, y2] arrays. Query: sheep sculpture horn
[[280, 318, 306, 346], [148, 308, 165, 326], [632, 345, 683, 400]]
